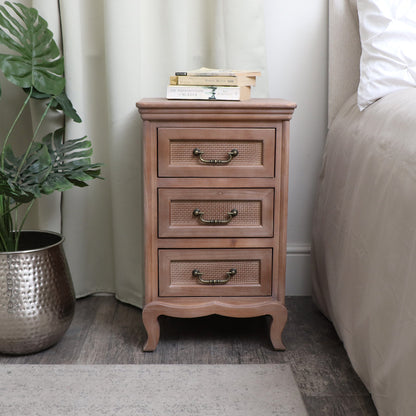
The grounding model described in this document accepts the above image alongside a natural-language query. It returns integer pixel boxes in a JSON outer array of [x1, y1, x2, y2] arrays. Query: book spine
[[175, 69, 261, 77], [166, 86, 249, 101], [175, 71, 236, 77], [170, 75, 255, 87]]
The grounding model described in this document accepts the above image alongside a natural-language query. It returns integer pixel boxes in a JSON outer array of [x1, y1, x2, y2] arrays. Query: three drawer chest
[[136, 98, 296, 351]]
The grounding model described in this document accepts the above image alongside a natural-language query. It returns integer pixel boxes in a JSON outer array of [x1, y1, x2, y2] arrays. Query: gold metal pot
[[0, 231, 75, 355]]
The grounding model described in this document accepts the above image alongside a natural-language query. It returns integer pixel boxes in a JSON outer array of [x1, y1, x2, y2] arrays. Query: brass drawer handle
[[193, 148, 238, 165], [193, 208, 238, 224], [192, 268, 237, 285]]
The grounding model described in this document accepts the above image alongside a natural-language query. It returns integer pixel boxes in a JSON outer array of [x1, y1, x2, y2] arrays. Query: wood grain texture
[[158, 248, 272, 297], [136, 98, 297, 122], [158, 127, 275, 177], [137, 98, 294, 351], [142, 298, 286, 352], [158, 188, 274, 238]]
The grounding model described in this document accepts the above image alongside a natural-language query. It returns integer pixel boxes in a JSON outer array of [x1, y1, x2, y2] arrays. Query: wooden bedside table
[[136, 98, 296, 351]]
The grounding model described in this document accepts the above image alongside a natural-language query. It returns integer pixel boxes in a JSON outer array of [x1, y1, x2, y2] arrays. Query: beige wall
[[265, 0, 328, 294]]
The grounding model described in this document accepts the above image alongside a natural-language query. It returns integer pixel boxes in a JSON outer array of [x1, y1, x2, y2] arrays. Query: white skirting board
[[286, 244, 312, 295]]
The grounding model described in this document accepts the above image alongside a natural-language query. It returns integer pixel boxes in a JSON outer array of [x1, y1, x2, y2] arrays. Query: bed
[[311, 1, 416, 415]]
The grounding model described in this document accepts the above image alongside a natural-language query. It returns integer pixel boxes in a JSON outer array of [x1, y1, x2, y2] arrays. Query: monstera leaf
[[0, 142, 51, 203], [0, 1, 81, 122], [40, 128, 102, 193], [0, 1, 65, 96], [19, 87, 82, 123], [0, 128, 102, 203]]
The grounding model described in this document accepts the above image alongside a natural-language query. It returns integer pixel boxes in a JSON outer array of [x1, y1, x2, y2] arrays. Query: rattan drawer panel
[[159, 249, 272, 297], [158, 188, 274, 238], [158, 128, 276, 178]]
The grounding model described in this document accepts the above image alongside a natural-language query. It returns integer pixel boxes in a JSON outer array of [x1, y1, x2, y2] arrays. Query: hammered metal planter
[[0, 231, 75, 355]]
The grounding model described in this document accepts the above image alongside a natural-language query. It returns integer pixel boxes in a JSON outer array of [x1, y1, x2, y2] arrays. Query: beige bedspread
[[312, 88, 416, 416]]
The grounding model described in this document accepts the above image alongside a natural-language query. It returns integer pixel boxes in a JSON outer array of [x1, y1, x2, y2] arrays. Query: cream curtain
[[1, 0, 267, 308]]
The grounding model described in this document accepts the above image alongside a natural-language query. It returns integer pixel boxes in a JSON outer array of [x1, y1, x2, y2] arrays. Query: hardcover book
[[174, 67, 261, 77], [166, 85, 251, 101], [170, 75, 256, 87]]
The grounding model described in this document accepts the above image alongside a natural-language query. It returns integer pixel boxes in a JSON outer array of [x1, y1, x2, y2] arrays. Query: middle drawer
[[158, 188, 274, 238]]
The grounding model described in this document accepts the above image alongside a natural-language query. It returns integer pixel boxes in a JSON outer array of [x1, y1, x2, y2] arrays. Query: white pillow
[[357, 0, 416, 110]]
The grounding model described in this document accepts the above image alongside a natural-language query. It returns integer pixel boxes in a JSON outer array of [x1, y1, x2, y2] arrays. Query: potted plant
[[0, 1, 101, 354]]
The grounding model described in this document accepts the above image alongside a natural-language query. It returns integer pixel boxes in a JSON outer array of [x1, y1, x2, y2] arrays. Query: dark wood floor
[[0, 296, 378, 415]]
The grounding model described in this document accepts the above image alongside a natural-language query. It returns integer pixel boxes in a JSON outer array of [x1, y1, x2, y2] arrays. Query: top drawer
[[158, 128, 276, 178]]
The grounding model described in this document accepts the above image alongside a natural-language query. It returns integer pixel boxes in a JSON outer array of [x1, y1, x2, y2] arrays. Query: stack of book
[[166, 67, 261, 101]]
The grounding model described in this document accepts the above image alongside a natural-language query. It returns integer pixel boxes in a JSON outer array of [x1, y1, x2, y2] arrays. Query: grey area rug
[[0, 364, 308, 416]]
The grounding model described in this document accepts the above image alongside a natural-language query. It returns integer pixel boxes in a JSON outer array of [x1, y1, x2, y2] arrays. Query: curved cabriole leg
[[268, 305, 288, 350], [142, 306, 160, 352], [141, 300, 288, 351]]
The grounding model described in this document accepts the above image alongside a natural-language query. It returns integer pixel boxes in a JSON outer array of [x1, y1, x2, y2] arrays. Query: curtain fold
[[1, 0, 267, 308]]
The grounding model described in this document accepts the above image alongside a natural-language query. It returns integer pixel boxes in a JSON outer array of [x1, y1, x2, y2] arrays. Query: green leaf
[[0, 1, 65, 95], [20, 88, 82, 123], [0, 143, 51, 203], [40, 128, 102, 193], [0, 128, 103, 201], [22, 86, 49, 100], [52, 91, 82, 123], [40, 174, 73, 195]]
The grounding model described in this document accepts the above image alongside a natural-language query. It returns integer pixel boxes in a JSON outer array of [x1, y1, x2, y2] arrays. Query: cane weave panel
[[170, 200, 262, 226], [169, 141, 263, 166], [170, 260, 261, 286]]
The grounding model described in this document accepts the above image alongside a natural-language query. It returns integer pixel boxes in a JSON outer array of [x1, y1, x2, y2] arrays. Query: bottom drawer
[[159, 249, 272, 297]]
